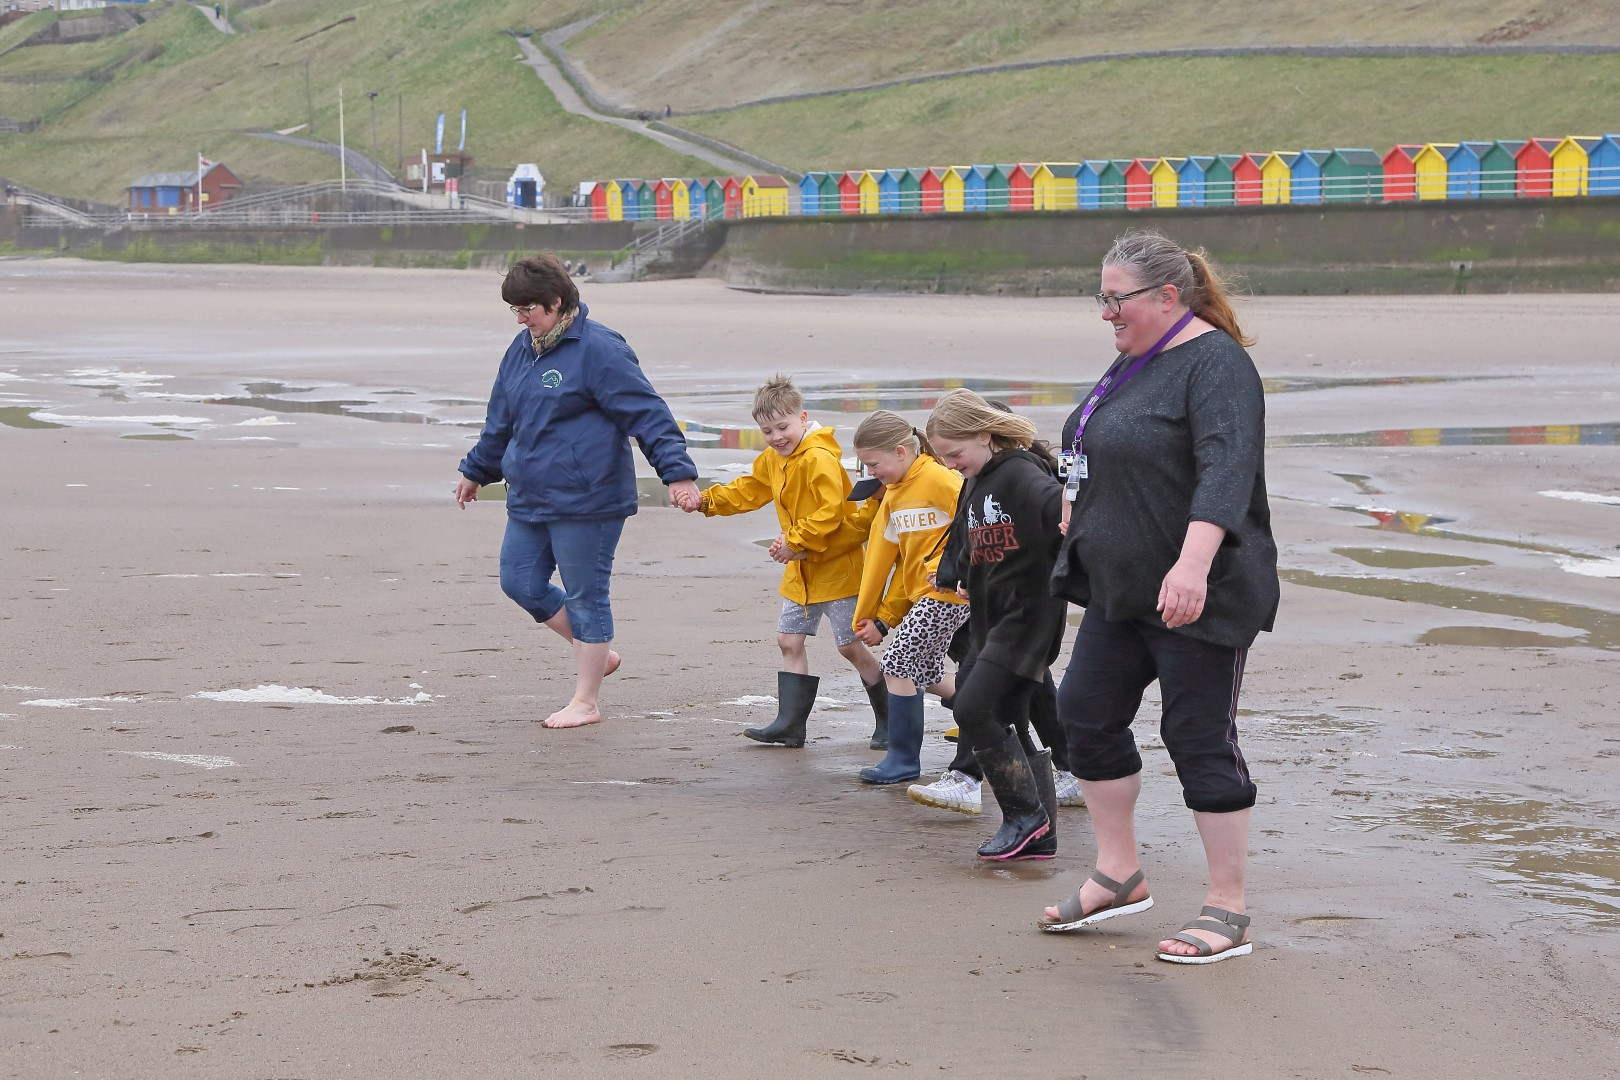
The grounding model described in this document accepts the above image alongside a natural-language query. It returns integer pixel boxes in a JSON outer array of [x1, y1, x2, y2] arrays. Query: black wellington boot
[[745, 671, 819, 747], [864, 679, 889, 750], [974, 729, 1051, 860], [1013, 749, 1057, 860]]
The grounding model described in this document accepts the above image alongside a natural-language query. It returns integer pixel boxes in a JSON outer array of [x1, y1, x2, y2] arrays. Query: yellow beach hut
[[1260, 152, 1297, 205], [1551, 136, 1600, 197], [667, 177, 691, 219], [742, 174, 791, 217], [942, 167, 967, 212], [603, 180, 624, 221], [858, 170, 882, 215], [1151, 158, 1183, 208], [1414, 143, 1456, 200], [1032, 163, 1080, 210]]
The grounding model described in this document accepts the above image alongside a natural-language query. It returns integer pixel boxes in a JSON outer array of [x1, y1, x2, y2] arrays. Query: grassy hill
[[2, 0, 1618, 204]]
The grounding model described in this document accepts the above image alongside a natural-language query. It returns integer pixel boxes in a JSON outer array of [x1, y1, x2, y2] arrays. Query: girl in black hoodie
[[926, 389, 1068, 860]]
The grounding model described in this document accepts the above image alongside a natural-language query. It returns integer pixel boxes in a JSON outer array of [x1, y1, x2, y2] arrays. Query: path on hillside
[[511, 34, 767, 178], [248, 131, 392, 184], [192, 4, 234, 34], [546, 27, 1620, 117]]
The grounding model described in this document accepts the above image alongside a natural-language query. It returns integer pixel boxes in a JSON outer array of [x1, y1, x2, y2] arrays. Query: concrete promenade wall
[[717, 198, 1620, 295], [6, 199, 1620, 294]]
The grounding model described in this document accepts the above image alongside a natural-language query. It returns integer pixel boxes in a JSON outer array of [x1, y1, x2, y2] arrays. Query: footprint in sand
[[602, 1043, 658, 1059]]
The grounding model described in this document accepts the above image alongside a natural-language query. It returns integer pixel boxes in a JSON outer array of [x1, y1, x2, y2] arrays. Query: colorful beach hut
[[984, 165, 1013, 211], [652, 178, 675, 219], [941, 167, 967, 212], [742, 174, 790, 217], [614, 179, 640, 220], [1382, 145, 1422, 202], [1588, 135, 1620, 195], [962, 166, 991, 212], [1414, 143, 1456, 200], [899, 169, 925, 212], [1552, 136, 1600, 197], [722, 176, 744, 219], [1204, 155, 1242, 206], [1480, 141, 1523, 198], [1008, 164, 1037, 211], [1260, 152, 1297, 205], [816, 172, 841, 214], [703, 179, 725, 219], [920, 167, 945, 213], [878, 169, 905, 213], [857, 170, 881, 214], [1514, 138, 1560, 198], [1289, 151, 1332, 205], [1122, 159, 1154, 209], [1444, 143, 1493, 200], [635, 180, 656, 220], [799, 173, 825, 215], [1321, 149, 1383, 202], [588, 181, 612, 222], [1077, 161, 1107, 209], [837, 171, 862, 214], [1150, 158, 1181, 208], [1234, 154, 1265, 205], [1175, 156, 1213, 207], [1032, 163, 1079, 210]]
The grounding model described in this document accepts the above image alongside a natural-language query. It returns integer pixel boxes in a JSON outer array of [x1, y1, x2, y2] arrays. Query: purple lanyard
[[1072, 309, 1196, 457]]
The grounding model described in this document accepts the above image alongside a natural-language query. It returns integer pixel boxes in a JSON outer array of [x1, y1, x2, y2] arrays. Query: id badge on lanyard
[[1060, 451, 1086, 502]]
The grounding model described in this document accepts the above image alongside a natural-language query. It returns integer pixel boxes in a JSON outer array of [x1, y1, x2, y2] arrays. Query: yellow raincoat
[[853, 453, 965, 630], [699, 425, 866, 605]]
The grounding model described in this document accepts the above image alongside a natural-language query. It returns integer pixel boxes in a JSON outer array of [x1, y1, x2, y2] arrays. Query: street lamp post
[[364, 91, 380, 183]]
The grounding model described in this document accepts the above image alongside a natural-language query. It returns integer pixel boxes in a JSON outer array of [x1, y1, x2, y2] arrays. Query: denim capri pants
[[498, 516, 625, 644]]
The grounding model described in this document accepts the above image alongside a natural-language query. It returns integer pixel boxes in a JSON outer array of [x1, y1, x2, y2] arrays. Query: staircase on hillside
[[593, 216, 721, 282]]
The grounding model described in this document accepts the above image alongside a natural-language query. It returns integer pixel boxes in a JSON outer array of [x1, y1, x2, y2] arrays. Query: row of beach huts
[[582, 135, 1620, 221]]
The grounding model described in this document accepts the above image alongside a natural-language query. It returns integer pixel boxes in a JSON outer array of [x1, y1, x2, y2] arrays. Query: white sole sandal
[[1037, 868, 1153, 932], [1156, 906, 1253, 964]]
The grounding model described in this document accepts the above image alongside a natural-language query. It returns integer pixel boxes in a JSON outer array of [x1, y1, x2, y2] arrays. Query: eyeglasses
[[509, 303, 540, 317], [1094, 285, 1162, 317]]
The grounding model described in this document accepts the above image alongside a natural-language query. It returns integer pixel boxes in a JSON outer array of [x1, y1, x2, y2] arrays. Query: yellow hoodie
[[853, 453, 966, 630], [699, 424, 866, 605]]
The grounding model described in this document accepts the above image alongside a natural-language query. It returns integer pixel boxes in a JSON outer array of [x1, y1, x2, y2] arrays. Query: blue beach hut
[[1446, 142, 1495, 199], [1175, 155, 1214, 207], [1587, 135, 1620, 195], [963, 165, 993, 212], [1078, 160, 1110, 209], [1289, 150, 1333, 205], [879, 169, 905, 213], [799, 172, 824, 215], [615, 179, 641, 220]]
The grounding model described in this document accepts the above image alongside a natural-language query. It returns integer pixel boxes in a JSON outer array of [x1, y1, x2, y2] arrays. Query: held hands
[[768, 533, 806, 564], [669, 479, 701, 513], [854, 619, 883, 647], [454, 477, 480, 509]]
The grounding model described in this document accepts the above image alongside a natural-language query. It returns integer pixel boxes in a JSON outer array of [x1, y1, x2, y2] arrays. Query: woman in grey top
[[1038, 230, 1279, 964]]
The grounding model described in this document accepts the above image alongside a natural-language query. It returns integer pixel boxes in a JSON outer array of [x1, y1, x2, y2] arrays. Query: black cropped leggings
[[946, 653, 1057, 775]]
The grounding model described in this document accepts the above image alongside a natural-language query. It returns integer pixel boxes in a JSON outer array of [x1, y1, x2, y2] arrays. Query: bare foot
[[541, 700, 601, 729], [604, 650, 621, 677]]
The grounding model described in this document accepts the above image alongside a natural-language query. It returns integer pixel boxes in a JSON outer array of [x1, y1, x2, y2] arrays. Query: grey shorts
[[777, 595, 860, 647]]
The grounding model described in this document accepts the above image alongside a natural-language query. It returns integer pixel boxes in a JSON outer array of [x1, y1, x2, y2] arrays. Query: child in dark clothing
[[925, 389, 1068, 860]]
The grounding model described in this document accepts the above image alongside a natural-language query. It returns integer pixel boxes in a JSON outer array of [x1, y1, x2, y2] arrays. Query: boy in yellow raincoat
[[680, 375, 888, 749]]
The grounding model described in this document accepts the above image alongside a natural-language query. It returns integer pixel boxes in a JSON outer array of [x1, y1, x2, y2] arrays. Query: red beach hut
[[653, 178, 676, 219], [1514, 137, 1560, 198], [920, 167, 945, 213], [1124, 159, 1156, 209], [1233, 154, 1265, 205], [1009, 163, 1037, 211], [588, 181, 609, 222], [1382, 145, 1422, 202], [722, 176, 744, 219], [837, 171, 863, 214]]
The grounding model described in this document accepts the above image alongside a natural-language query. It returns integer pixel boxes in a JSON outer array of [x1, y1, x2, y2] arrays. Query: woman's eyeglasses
[[1094, 285, 1162, 317], [509, 303, 540, 317]]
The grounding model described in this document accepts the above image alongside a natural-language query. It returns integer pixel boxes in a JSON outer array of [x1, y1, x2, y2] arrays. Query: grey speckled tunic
[[1052, 329, 1279, 649]]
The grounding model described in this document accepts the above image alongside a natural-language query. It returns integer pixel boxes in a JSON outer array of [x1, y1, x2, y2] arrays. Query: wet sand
[[1, 261, 1617, 1078]]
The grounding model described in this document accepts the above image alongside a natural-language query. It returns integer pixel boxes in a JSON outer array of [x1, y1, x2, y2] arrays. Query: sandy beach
[[1, 260, 1617, 1079]]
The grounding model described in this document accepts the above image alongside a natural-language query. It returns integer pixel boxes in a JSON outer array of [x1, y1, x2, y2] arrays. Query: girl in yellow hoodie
[[850, 410, 968, 785], [683, 376, 886, 750]]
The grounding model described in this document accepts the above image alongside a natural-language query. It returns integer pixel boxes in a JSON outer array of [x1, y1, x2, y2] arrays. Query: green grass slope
[[0, 0, 713, 203], [678, 53, 1620, 171], [563, 0, 1620, 112]]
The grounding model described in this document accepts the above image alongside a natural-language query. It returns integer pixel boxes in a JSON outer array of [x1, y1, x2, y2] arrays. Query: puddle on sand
[[0, 407, 65, 430], [205, 395, 478, 428], [1272, 421, 1619, 449], [1334, 547, 1491, 570], [1343, 505, 1599, 563], [120, 433, 190, 442], [1332, 472, 1383, 496], [1399, 746, 1499, 759], [1240, 710, 1380, 739], [1279, 568, 1620, 651], [1337, 795, 1620, 927]]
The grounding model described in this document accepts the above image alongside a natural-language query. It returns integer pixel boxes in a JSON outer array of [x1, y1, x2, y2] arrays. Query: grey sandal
[[1037, 868, 1153, 932], [1156, 906, 1253, 965]]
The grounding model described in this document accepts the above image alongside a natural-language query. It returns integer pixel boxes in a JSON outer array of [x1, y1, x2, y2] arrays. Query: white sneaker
[[907, 770, 982, 815], [1054, 769, 1085, 808]]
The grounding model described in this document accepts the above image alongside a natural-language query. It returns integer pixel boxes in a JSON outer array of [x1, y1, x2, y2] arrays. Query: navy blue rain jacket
[[457, 303, 697, 521]]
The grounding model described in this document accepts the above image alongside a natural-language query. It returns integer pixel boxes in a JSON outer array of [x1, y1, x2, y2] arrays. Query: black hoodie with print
[[937, 448, 1067, 682]]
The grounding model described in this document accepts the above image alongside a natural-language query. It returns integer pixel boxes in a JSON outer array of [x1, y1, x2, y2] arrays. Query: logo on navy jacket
[[968, 494, 1019, 564], [540, 369, 563, 388]]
